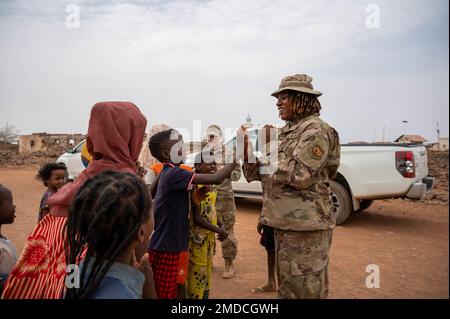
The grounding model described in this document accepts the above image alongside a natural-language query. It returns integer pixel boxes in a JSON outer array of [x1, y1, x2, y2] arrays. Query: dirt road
[[0, 167, 448, 299]]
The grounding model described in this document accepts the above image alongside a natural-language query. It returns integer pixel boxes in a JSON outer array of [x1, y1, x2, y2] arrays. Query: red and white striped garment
[[2, 101, 147, 299], [2, 215, 67, 299]]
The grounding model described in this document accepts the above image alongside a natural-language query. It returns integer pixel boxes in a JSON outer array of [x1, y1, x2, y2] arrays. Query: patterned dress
[[187, 186, 217, 299]]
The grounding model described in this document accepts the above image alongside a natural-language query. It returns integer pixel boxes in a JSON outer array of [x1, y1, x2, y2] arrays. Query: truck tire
[[330, 180, 352, 225], [356, 199, 374, 213]]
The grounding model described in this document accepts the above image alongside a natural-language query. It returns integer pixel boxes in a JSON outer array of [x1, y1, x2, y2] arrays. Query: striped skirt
[[2, 215, 67, 299]]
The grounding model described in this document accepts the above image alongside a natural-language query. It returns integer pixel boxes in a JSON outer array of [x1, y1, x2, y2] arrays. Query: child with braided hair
[[65, 170, 155, 299], [1, 102, 147, 299]]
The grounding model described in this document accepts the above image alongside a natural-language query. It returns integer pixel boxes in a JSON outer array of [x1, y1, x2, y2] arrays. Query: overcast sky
[[0, 0, 448, 143]]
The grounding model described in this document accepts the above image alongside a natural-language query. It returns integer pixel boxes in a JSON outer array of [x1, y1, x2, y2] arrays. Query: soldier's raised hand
[[260, 125, 276, 145], [237, 125, 250, 161]]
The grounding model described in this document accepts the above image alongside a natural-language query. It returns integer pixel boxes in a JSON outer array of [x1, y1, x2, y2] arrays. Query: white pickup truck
[[59, 129, 435, 225], [216, 128, 435, 225], [56, 141, 86, 180]]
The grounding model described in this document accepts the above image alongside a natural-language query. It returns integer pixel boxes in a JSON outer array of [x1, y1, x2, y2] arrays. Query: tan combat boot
[[222, 259, 235, 279]]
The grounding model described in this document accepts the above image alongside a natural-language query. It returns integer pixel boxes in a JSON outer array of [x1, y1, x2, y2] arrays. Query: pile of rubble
[[1, 146, 448, 207], [0, 149, 57, 167], [424, 151, 449, 206]]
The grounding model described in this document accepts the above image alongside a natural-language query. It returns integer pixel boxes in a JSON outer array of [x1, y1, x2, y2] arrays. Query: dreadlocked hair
[[289, 91, 322, 120], [65, 170, 151, 299]]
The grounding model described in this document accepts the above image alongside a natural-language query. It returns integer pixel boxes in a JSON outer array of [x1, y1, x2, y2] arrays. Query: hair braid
[[289, 91, 322, 119], [65, 170, 151, 299]]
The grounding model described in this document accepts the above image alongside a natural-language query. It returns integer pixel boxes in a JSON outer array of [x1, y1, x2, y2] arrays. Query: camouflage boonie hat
[[272, 74, 322, 97]]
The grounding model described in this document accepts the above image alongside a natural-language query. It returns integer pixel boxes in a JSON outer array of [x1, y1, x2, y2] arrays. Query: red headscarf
[[48, 101, 147, 217], [2, 101, 147, 299]]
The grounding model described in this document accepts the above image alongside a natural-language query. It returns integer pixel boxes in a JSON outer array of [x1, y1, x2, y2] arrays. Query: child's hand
[[260, 125, 275, 144], [236, 125, 249, 161], [136, 162, 147, 180], [191, 186, 209, 205], [137, 253, 152, 276], [41, 206, 50, 216], [138, 253, 157, 299], [257, 220, 264, 235], [131, 251, 139, 267], [217, 228, 228, 242]]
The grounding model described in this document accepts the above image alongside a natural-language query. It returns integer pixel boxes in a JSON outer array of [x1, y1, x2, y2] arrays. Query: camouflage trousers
[[215, 197, 238, 261], [274, 228, 333, 299]]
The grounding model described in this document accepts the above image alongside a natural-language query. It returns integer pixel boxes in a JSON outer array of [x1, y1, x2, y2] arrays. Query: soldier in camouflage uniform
[[203, 125, 241, 279], [241, 74, 340, 298]]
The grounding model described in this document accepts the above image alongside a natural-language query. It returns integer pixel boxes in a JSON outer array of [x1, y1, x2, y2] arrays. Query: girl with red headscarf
[[1, 102, 147, 299]]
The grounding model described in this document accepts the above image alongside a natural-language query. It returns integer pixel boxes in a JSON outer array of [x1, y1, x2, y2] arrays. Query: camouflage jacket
[[243, 115, 340, 231]]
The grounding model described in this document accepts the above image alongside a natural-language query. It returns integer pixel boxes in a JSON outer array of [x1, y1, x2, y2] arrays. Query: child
[[147, 128, 239, 299], [0, 184, 18, 295], [240, 126, 277, 294], [145, 162, 193, 189], [2, 101, 147, 300], [187, 152, 228, 299], [36, 162, 68, 221], [139, 123, 190, 189], [65, 170, 156, 299], [252, 223, 276, 293]]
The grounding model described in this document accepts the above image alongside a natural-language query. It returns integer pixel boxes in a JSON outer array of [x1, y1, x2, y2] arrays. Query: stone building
[[19, 133, 85, 156], [427, 137, 449, 152], [394, 134, 428, 145]]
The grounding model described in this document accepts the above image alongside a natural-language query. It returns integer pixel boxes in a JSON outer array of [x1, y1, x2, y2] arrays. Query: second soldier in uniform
[[203, 125, 241, 279]]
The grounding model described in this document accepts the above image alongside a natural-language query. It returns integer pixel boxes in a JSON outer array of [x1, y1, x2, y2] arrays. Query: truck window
[[224, 130, 259, 153], [73, 141, 84, 153]]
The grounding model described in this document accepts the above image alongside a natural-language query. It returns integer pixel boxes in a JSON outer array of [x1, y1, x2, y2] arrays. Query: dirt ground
[[0, 167, 448, 299]]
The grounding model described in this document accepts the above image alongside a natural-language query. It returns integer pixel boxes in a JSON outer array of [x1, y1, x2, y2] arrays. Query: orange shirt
[[150, 163, 193, 175]]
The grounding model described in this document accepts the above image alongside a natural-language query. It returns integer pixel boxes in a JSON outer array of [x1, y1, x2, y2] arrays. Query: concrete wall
[[428, 139, 449, 152], [19, 135, 44, 154], [439, 138, 449, 151], [19, 133, 85, 156]]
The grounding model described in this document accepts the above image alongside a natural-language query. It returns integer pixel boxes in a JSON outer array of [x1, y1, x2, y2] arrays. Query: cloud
[[0, 0, 448, 143]]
